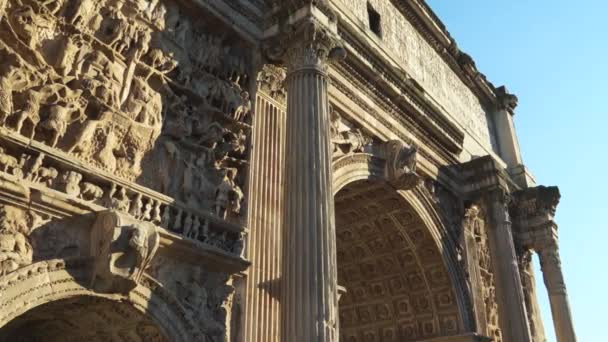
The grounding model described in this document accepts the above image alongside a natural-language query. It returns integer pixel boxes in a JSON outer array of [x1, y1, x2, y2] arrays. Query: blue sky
[[425, 1, 607, 341]]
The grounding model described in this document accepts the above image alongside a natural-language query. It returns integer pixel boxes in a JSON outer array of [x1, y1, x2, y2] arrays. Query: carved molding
[[0, 258, 203, 341]]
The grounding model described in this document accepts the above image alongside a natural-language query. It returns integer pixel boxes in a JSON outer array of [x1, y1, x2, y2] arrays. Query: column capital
[[264, 4, 346, 74]]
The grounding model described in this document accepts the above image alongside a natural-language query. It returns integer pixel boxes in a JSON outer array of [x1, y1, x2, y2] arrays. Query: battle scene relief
[[0, 0, 252, 255], [0, 1, 253, 339]]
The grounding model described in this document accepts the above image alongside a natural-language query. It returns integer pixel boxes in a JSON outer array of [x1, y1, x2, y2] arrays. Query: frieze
[[0, 133, 246, 257]]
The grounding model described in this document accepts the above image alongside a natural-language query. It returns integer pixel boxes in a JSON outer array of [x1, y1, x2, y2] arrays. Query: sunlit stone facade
[[0, 0, 575, 341]]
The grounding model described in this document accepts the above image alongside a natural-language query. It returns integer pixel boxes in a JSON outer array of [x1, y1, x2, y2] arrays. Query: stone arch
[[333, 157, 472, 340], [333, 153, 385, 195], [0, 258, 202, 341]]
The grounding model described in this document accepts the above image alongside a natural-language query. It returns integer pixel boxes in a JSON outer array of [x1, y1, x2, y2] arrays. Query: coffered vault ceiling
[[335, 180, 462, 341]]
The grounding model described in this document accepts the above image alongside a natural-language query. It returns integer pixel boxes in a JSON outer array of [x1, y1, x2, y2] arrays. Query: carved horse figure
[[0, 148, 19, 174], [38, 86, 87, 148], [13, 89, 42, 138]]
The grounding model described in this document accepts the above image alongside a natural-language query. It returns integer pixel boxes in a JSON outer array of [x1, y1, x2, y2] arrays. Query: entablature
[[324, 0, 514, 161]]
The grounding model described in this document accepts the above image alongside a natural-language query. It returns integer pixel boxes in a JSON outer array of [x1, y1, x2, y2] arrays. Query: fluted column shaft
[[539, 243, 577, 342], [519, 250, 547, 342], [281, 67, 337, 342], [277, 14, 344, 341], [486, 192, 532, 341]]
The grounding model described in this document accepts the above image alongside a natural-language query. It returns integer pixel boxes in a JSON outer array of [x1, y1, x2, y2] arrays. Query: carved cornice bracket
[[263, 4, 346, 74], [496, 86, 519, 114]]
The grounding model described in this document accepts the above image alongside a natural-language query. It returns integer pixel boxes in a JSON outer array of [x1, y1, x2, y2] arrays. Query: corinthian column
[[538, 242, 577, 342], [485, 190, 532, 341], [266, 5, 346, 342], [511, 185, 576, 342]]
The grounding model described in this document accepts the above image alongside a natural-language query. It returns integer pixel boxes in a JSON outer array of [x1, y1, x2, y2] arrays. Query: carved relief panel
[[0, 0, 252, 214], [149, 255, 237, 342], [0, 0, 253, 257], [462, 205, 502, 341]]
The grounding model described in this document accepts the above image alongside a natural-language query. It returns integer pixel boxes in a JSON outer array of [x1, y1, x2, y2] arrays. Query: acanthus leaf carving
[[256, 64, 286, 103], [264, 6, 345, 73]]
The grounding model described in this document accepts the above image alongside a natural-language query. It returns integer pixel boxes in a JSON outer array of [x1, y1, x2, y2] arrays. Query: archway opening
[[0, 295, 168, 341], [335, 180, 463, 341]]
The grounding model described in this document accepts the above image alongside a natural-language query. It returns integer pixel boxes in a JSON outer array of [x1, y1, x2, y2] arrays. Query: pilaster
[[242, 65, 287, 342], [493, 86, 522, 169], [264, 4, 346, 341]]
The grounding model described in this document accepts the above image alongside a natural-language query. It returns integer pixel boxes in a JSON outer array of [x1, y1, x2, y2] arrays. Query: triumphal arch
[[0, 0, 576, 341]]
